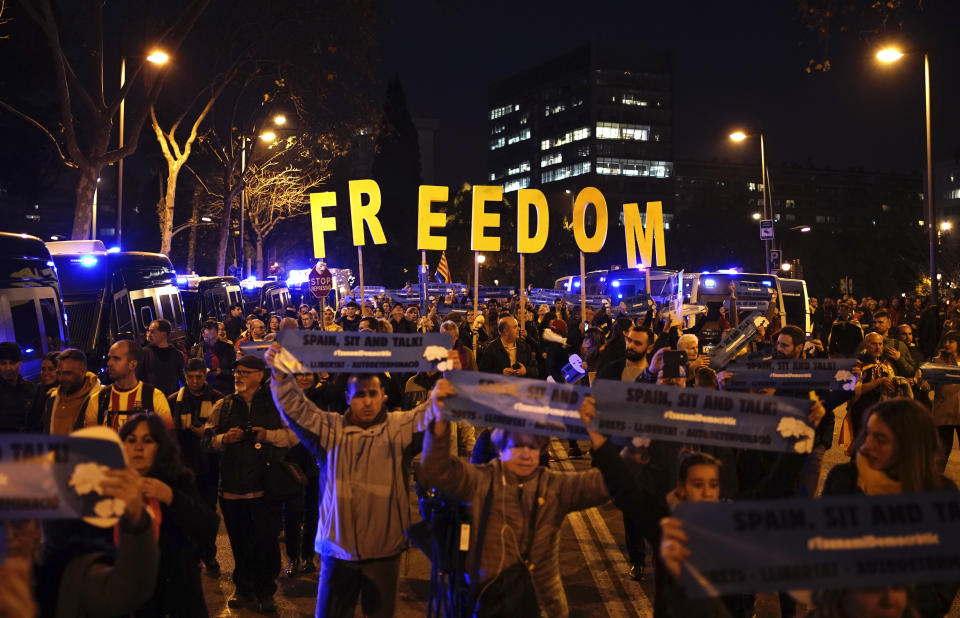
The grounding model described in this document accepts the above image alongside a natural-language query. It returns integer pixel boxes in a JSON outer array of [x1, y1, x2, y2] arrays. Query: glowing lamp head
[[476, 254, 486, 264], [273, 114, 287, 126], [941, 221, 952, 232], [146, 50, 169, 65], [781, 263, 792, 272], [876, 48, 904, 63], [752, 212, 762, 220], [729, 131, 747, 142], [800, 226, 811, 233], [703, 278, 717, 289], [259, 131, 277, 143]]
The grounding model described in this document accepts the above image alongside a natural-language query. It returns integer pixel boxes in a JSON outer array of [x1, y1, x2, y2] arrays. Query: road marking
[[552, 439, 654, 617]]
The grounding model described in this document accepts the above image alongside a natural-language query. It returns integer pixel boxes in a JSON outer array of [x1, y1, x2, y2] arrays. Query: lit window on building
[[503, 176, 530, 193], [489, 172, 498, 181], [544, 103, 566, 117], [540, 127, 591, 150], [577, 145, 591, 158], [541, 161, 592, 183], [950, 189, 960, 199], [520, 113, 530, 125], [490, 137, 505, 151], [507, 128, 531, 145], [507, 161, 531, 176], [541, 152, 562, 168], [620, 94, 648, 106], [595, 158, 672, 178], [491, 124, 506, 135], [489, 104, 514, 120], [596, 122, 650, 141], [785, 199, 795, 209]]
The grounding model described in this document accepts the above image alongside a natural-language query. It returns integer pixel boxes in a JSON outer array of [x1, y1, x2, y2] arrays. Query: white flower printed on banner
[[93, 498, 126, 519], [423, 346, 448, 362], [834, 370, 857, 391], [68, 462, 110, 495], [776, 417, 815, 453]]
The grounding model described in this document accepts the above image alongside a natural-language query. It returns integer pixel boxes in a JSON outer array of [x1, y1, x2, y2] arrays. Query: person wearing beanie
[[0, 341, 36, 433]]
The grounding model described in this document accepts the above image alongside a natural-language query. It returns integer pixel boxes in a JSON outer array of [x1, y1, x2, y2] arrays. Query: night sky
[[380, 0, 960, 185]]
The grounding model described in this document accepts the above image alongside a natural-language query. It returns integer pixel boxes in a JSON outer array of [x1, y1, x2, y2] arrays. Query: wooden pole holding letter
[[473, 251, 480, 351], [357, 246, 365, 304], [519, 253, 526, 336], [579, 251, 587, 331]]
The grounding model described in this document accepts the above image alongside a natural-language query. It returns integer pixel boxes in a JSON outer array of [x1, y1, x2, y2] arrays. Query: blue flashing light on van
[[78, 255, 98, 267]]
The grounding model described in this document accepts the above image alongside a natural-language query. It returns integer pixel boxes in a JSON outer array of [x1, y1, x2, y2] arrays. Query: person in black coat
[[477, 315, 538, 378], [119, 412, 219, 617], [191, 319, 236, 394]]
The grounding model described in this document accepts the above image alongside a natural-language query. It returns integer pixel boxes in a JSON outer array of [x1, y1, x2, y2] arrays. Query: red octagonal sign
[[309, 262, 333, 298]]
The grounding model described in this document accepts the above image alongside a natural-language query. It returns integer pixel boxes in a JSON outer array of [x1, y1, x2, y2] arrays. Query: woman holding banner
[[422, 380, 619, 617]]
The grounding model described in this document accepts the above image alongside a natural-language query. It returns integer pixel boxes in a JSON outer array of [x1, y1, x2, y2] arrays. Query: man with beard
[[41, 348, 101, 434], [597, 325, 654, 382]]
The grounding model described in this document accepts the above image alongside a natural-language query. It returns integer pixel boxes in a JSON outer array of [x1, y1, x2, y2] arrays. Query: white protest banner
[[676, 492, 960, 597], [444, 371, 591, 441], [265, 330, 451, 373], [0, 431, 125, 521], [709, 311, 768, 369], [723, 358, 859, 391], [919, 363, 960, 384], [591, 378, 814, 453]]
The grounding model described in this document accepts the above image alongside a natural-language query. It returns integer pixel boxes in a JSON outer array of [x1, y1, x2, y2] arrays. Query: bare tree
[[151, 68, 235, 255], [0, 0, 207, 239], [244, 159, 323, 277]]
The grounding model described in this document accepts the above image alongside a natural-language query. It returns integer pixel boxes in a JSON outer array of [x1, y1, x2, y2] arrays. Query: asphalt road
[[204, 403, 960, 617]]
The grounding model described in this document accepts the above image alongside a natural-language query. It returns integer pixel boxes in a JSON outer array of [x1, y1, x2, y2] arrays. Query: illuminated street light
[[273, 114, 287, 126], [800, 226, 811, 233], [941, 221, 952, 232], [476, 254, 486, 264], [752, 212, 761, 220], [876, 45, 937, 337], [781, 263, 792, 272], [730, 129, 771, 272], [876, 48, 904, 63], [200, 216, 212, 223], [259, 131, 277, 142], [146, 50, 170, 65]]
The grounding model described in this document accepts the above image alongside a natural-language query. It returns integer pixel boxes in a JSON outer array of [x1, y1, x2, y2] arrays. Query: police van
[[239, 278, 291, 314], [683, 271, 811, 333], [0, 232, 68, 378], [553, 268, 680, 303], [47, 240, 187, 370], [177, 275, 242, 343]]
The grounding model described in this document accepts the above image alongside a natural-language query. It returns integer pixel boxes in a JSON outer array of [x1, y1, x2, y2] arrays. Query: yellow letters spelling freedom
[[309, 181, 666, 268]]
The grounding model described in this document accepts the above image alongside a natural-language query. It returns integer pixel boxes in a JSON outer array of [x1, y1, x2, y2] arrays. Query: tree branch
[[0, 98, 77, 167]]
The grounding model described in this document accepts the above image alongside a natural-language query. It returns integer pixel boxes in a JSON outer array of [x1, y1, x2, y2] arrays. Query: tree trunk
[[72, 166, 102, 240], [186, 185, 201, 273], [216, 190, 234, 276], [255, 233, 264, 280], [159, 164, 181, 255]]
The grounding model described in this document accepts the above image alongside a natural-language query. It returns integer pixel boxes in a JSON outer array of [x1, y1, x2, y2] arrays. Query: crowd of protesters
[[1, 281, 960, 618]]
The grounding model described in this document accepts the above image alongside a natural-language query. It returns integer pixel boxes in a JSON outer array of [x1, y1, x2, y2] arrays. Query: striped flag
[[435, 251, 451, 283]]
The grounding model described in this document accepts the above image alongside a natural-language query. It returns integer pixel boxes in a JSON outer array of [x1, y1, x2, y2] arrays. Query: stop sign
[[309, 262, 333, 298]]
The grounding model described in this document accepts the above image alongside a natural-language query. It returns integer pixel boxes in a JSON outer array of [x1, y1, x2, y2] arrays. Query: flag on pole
[[435, 251, 451, 283]]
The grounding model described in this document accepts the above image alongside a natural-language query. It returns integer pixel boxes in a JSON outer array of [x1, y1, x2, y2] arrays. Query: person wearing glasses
[[203, 355, 297, 613]]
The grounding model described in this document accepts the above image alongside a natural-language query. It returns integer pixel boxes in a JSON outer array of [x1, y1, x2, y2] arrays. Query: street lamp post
[[877, 47, 937, 336], [117, 50, 169, 248], [237, 116, 287, 278], [730, 131, 771, 273]]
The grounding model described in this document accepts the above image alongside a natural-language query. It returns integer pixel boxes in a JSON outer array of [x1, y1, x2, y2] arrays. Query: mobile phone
[[663, 350, 686, 379]]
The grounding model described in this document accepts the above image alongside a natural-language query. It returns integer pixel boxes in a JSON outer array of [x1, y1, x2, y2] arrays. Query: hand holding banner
[[444, 372, 816, 453], [0, 431, 125, 521], [675, 492, 960, 597], [254, 330, 452, 373], [444, 371, 592, 441], [710, 311, 768, 369]]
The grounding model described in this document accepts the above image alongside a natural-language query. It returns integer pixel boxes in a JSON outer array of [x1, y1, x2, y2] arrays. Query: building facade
[[487, 42, 674, 246]]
